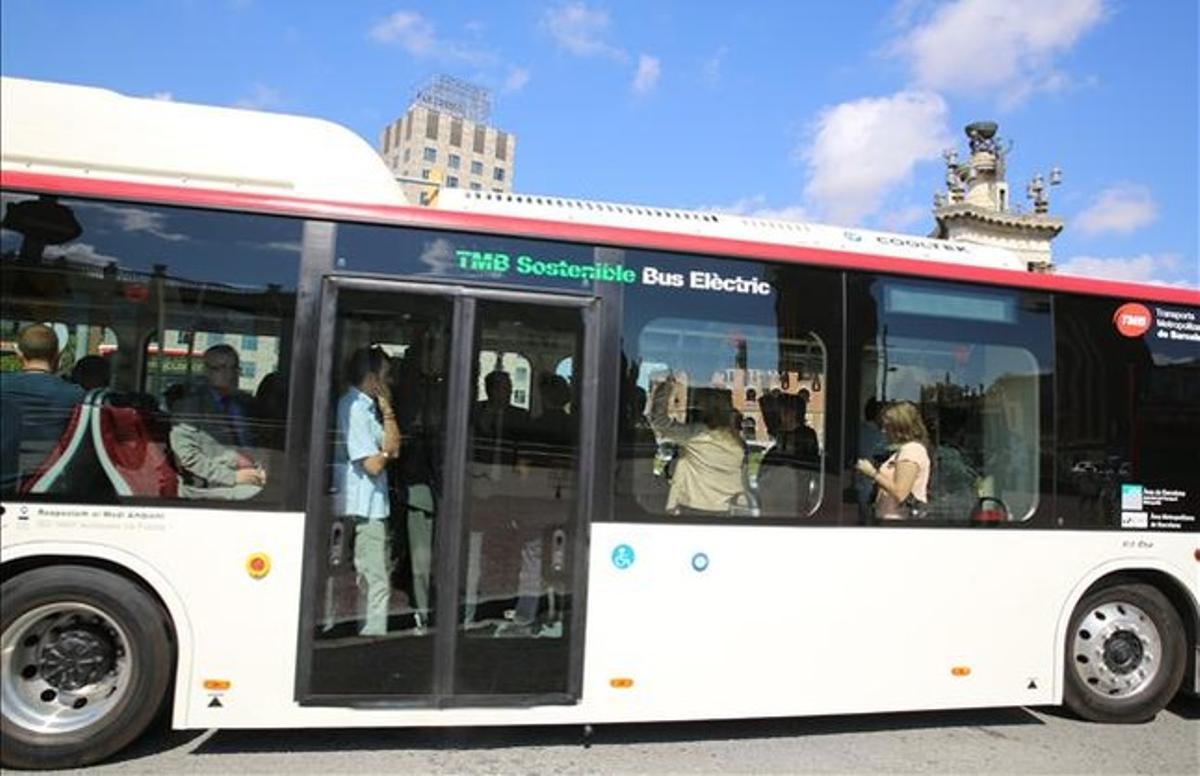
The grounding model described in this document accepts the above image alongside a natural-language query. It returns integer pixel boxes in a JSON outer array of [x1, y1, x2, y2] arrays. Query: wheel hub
[[1102, 630, 1144, 675], [1071, 599, 1162, 699], [39, 625, 117, 691]]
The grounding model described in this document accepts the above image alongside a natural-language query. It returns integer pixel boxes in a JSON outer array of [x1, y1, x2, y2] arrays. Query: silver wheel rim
[[1072, 599, 1162, 700], [1, 602, 132, 734]]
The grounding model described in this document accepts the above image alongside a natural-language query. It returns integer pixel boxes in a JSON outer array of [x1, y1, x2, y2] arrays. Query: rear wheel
[[1, 566, 173, 770], [1063, 582, 1186, 723]]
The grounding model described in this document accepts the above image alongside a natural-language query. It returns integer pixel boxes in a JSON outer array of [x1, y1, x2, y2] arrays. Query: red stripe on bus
[[3, 170, 1197, 306]]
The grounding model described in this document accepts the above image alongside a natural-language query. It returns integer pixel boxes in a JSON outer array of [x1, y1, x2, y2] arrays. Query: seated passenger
[[1, 324, 83, 496], [648, 375, 745, 515], [856, 401, 931, 520], [70, 354, 112, 391], [756, 389, 820, 516], [169, 344, 265, 499]]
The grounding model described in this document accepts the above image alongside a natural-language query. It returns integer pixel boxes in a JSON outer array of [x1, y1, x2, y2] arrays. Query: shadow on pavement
[[180, 706, 1044, 756]]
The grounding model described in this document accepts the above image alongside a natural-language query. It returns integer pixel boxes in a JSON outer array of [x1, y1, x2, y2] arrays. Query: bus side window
[[849, 277, 1051, 525], [1, 192, 301, 509]]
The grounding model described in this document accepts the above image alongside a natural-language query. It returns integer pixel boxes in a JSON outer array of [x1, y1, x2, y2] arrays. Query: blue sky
[[2, 0, 1196, 287]]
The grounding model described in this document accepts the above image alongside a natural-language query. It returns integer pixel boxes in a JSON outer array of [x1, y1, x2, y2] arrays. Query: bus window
[[1055, 296, 1200, 529], [615, 252, 842, 522], [0, 192, 301, 507], [849, 277, 1052, 524]]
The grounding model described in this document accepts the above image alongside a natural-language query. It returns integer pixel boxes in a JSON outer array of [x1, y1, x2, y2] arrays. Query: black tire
[[1063, 582, 1186, 723], [0, 565, 174, 770]]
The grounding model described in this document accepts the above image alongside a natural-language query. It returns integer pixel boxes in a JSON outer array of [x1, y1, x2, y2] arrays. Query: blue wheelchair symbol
[[612, 544, 635, 570]]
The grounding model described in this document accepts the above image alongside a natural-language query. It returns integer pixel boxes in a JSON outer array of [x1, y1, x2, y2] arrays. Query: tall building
[[379, 75, 517, 206], [931, 121, 1064, 272]]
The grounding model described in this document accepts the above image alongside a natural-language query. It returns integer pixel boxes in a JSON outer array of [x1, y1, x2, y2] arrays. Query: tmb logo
[[1113, 302, 1152, 338]]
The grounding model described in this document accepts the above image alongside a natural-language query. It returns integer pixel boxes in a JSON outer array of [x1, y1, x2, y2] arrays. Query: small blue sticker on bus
[[692, 553, 709, 572], [612, 544, 635, 570]]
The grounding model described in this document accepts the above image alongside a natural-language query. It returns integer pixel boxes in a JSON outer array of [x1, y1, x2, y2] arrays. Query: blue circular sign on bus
[[611, 544, 635, 570], [692, 552, 709, 572]]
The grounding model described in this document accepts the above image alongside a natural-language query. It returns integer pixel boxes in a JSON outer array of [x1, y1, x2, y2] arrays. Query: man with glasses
[[170, 344, 266, 499]]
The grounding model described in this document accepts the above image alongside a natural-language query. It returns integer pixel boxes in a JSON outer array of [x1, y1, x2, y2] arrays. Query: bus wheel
[[1063, 582, 1186, 723], [0, 566, 173, 770]]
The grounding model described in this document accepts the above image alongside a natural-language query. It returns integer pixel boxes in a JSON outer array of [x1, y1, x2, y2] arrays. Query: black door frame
[[295, 275, 599, 707]]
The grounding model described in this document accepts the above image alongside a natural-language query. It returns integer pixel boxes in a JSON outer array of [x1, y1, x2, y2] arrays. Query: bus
[[1, 76, 1196, 770]]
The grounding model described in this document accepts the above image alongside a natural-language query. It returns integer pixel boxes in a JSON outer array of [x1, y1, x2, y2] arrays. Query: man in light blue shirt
[[334, 346, 401, 637]]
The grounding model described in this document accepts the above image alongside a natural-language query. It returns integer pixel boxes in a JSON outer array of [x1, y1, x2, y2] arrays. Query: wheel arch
[[1, 542, 195, 723], [1054, 559, 1198, 701]]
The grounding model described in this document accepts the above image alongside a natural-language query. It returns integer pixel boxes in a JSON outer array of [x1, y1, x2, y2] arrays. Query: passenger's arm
[[647, 378, 687, 442], [170, 421, 242, 487], [857, 458, 919, 504]]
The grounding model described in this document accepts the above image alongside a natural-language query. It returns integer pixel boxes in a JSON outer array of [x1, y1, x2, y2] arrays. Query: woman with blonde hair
[[855, 401, 931, 520]]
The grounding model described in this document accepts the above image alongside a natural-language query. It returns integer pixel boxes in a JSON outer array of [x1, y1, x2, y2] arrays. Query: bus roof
[[437, 189, 1029, 272], [0, 76, 406, 206]]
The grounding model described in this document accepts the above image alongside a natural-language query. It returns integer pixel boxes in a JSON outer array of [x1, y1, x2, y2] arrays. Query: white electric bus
[[1, 77, 1196, 770]]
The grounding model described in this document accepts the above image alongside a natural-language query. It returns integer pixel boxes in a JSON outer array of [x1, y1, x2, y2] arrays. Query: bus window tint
[[1056, 296, 1200, 529], [0, 192, 300, 507], [850, 277, 1052, 524], [615, 252, 841, 522]]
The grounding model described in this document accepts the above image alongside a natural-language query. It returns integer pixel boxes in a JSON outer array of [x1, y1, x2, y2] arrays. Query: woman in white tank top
[[855, 401, 931, 520]]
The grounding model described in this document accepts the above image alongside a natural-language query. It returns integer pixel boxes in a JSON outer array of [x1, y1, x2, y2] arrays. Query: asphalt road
[[24, 696, 1200, 775]]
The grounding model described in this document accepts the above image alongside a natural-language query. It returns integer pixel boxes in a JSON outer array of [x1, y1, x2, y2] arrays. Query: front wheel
[[1, 566, 173, 770], [1063, 582, 1186, 723]]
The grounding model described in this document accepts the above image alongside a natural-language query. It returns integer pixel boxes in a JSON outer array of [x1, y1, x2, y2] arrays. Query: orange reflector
[[246, 553, 271, 579], [609, 678, 634, 689], [951, 666, 971, 677], [203, 679, 231, 691]]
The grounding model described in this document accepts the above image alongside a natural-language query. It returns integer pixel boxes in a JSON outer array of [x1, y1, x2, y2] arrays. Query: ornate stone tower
[[931, 121, 1063, 272]]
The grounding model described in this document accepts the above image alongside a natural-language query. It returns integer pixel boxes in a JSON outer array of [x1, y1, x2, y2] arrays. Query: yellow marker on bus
[[246, 553, 271, 579], [609, 677, 634, 689], [951, 666, 971, 677], [203, 679, 231, 691]]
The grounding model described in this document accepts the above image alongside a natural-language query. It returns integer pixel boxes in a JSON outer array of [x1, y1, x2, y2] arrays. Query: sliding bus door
[[297, 278, 596, 705]]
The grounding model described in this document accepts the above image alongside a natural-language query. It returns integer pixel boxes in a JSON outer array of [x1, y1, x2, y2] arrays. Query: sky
[[1, 0, 1196, 288]]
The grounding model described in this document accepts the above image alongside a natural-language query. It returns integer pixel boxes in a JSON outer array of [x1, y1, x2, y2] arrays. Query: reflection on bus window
[[0, 192, 300, 507], [633, 318, 827, 518], [855, 280, 1043, 524]]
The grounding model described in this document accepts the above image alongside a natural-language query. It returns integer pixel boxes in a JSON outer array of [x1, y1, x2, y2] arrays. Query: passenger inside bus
[[756, 388, 821, 516], [169, 344, 266, 500], [648, 374, 746, 515], [393, 337, 441, 634], [333, 345, 401, 637], [856, 401, 932, 520], [0, 324, 83, 496], [70, 354, 112, 391]]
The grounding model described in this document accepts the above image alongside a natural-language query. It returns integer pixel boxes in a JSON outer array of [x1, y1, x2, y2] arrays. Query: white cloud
[[697, 195, 811, 223], [890, 0, 1108, 105], [880, 204, 929, 232], [420, 237, 457, 274], [1057, 253, 1195, 287], [75, 202, 189, 242], [701, 45, 728, 85], [800, 91, 951, 226], [632, 54, 661, 95], [369, 10, 436, 54], [543, 2, 627, 61], [1074, 184, 1157, 236], [368, 10, 495, 65], [149, 91, 174, 102], [43, 242, 121, 267], [234, 83, 282, 110], [503, 66, 531, 94]]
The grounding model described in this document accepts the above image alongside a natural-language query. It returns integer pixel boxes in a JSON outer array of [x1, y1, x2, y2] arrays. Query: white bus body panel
[[0, 77, 407, 206], [3, 508, 1194, 728]]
